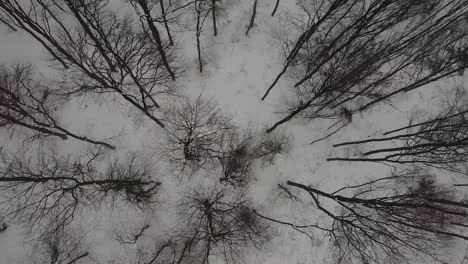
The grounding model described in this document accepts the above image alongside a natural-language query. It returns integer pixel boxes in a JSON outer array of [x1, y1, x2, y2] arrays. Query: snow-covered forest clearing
[[0, 0, 468, 263]]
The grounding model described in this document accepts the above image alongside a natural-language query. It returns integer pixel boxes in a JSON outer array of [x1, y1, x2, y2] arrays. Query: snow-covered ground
[[0, 0, 467, 263]]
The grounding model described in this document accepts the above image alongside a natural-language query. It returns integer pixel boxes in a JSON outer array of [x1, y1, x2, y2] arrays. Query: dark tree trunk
[[329, 99, 468, 172], [271, 0, 280, 16], [0, 85, 116, 149], [0, 1, 169, 128], [211, 0, 217, 36], [245, 0, 258, 36], [160, 0, 174, 45], [196, 4, 203, 73], [67, 253, 89, 264], [56, 127, 116, 149], [262, 0, 468, 134], [261, 5, 340, 100], [137, 0, 176, 80], [358, 69, 460, 112], [64, 2, 116, 71], [0, 151, 160, 231], [266, 100, 313, 133], [257, 176, 468, 264]]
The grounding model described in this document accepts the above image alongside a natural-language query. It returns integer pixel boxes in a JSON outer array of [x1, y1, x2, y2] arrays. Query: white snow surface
[[0, 0, 467, 263]]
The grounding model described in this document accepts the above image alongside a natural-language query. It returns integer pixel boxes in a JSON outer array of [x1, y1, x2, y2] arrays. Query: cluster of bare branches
[[163, 96, 289, 179], [217, 130, 290, 186], [0, 63, 115, 149], [0, 149, 160, 232], [263, 0, 468, 133], [193, 0, 227, 72], [261, 171, 468, 264], [26, 226, 90, 264], [113, 187, 271, 264], [114, 223, 151, 245], [329, 89, 468, 174], [174, 187, 271, 264], [116, 237, 197, 264], [216, 132, 255, 186], [162, 95, 235, 173], [4, 1, 468, 263], [0, 0, 179, 128]]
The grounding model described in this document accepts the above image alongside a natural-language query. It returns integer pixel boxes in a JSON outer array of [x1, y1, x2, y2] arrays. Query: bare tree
[[130, 0, 176, 80], [114, 224, 151, 245], [162, 96, 289, 179], [309, 110, 352, 145], [261, 171, 468, 264], [162, 96, 235, 174], [176, 186, 271, 264], [27, 226, 90, 264], [217, 132, 255, 187], [0, 149, 160, 232], [329, 90, 468, 173], [271, 0, 280, 16], [245, 0, 258, 36], [159, 0, 174, 45], [114, 188, 271, 264], [194, 0, 210, 73], [262, 0, 468, 133], [252, 130, 290, 164], [0, 63, 115, 149], [189, 0, 229, 72], [117, 237, 197, 264], [218, 130, 289, 186], [211, 0, 217, 36], [133, 241, 176, 264], [0, 0, 177, 128]]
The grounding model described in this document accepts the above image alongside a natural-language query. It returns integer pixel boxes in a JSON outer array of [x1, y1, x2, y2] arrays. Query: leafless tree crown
[[176, 187, 271, 264], [0, 149, 160, 232], [0, 63, 116, 149], [1, 1, 468, 264], [264, 0, 468, 132]]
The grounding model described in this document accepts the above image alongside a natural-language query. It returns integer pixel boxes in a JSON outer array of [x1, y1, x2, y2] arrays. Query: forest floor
[[0, 0, 467, 263]]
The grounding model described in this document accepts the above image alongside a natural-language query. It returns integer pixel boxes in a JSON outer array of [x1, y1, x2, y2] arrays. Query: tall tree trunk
[[262, 5, 340, 100], [0, 113, 115, 149], [271, 0, 280, 16], [137, 0, 176, 80], [64, 2, 116, 71], [245, 0, 258, 36], [211, 0, 217, 36], [160, 0, 174, 45], [56, 127, 116, 150], [358, 69, 459, 112], [196, 3, 203, 73], [266, 100, 313, 133]]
